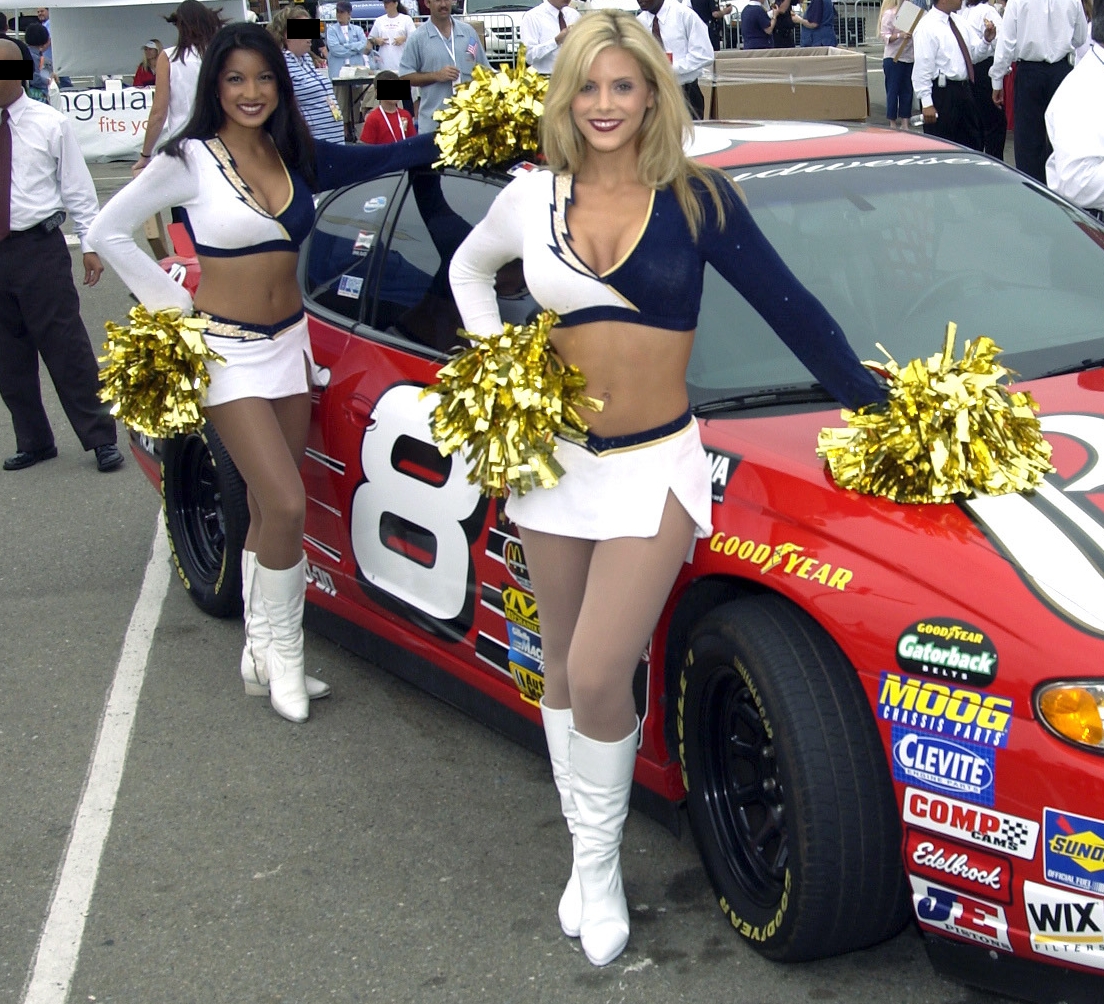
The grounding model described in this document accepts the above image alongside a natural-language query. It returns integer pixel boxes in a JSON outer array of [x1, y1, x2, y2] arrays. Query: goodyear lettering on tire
[[161, 472, 192, 590], [719, 868, 792, 942]]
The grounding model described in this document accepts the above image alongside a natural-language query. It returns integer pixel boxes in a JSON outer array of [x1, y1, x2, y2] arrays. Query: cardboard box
[[700, 46, 868, 122]]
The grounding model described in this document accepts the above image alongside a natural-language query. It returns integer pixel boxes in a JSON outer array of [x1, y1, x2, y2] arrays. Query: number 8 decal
[[350, 384, 483, 623]]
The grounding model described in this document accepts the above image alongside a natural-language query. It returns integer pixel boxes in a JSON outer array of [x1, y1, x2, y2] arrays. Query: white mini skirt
[[504, 411, 714, 541], [200, 311, 315, 407]]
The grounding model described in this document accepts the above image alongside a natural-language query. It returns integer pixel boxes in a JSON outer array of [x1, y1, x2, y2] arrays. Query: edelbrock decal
[[905, 827, 1012, 903], [895, 618, 998, 687], [902, 788, 1039, 860]]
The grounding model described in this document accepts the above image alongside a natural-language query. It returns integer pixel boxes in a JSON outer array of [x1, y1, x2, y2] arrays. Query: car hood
[[699, 369, 1104, 657]]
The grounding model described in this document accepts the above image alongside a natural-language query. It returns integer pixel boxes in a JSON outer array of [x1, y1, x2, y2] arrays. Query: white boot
[[240, 550, 330, 701], [540, 700, 582, 938], [569, 721, 638, 967], [256, 556, 310, 723]]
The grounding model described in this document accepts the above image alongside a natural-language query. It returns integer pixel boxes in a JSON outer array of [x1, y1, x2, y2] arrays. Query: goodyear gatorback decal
[[895, 619, 998, 687], [1023, 880, 1104, 971], [891, 726, 996, 807], [878, 672, 1012, 748], [1044, 808, 1104, 896]]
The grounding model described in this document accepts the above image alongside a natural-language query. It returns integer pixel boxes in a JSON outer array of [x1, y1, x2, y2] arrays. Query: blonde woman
[[879, 0, 914, 127], [449, 9, 883, 968]]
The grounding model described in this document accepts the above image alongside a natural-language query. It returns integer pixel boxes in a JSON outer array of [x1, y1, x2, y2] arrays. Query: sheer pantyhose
[[205, 390, 311, 570], [519, 491, 697, 742]]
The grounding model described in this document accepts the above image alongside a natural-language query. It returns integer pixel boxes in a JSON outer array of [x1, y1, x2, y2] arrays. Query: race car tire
[[161, 423, 249, 619], [678, 594, 910, 962]]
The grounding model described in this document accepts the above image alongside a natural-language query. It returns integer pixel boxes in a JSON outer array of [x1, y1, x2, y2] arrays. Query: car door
[[303, 169, 543, 705]]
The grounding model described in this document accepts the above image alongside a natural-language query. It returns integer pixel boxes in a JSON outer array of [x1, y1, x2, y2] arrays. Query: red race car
[[134, 122, 1104, 1003]]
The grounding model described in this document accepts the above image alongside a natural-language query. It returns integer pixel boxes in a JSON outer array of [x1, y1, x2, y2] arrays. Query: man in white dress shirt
[[1045, 3, 1104, 217], [989, 0, 1086, 183], [519, 0, 580, 75], [638, 0, 714, 119], [0, 39, 122, 473], [912, 0, 995, 151]]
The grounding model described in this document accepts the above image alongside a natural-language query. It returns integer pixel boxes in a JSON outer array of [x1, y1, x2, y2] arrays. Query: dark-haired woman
[[133, 0, 224, 175], [89, 24, 436, 723]]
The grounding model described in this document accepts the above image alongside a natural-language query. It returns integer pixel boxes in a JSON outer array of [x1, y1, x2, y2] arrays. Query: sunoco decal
[[1024, 880, 1104, 970], [902, 788, 1039, 860], [878, 672, 1012, 748], [703, 448, 739, 504], [910, 875, 1011, 952], [1044, 808, 1104, 896], [895, 619, 998, 687], [905, 828, 1012, 903], [892, 727, 996, 807]]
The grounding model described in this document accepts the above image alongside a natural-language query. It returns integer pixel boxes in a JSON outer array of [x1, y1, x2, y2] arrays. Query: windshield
[[688, 152, 1104, 408]]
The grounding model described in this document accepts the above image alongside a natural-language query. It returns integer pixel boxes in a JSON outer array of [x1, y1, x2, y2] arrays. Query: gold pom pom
[[816, 322, 1054, 504], [433, 47, 547, 169], [98, 305, 224, 438], [421, 310, 603, 497]]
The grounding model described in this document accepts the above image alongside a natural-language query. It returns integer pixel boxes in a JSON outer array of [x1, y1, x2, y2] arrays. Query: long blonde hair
[[540, 9, 726, 238]]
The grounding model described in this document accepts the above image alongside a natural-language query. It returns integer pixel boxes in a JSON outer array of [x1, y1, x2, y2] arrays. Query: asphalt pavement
[[2, 86, 1019, 1004]]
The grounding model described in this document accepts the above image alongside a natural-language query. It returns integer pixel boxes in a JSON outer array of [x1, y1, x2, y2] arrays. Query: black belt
[[939, 78, 970, 87], [4, 210, 66, 240]]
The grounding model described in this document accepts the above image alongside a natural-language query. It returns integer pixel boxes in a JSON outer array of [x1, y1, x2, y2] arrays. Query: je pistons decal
[[702, 448, 739, 504], [1044, 808, 1104, 897], [896, 619, 998, 687], [1024, 880, 1104, 970], [878, 672, 1012, 748], [892, 727, 996, 807], [905, 827, 1012, 903], [902, 788, 1039, 860], [910, 876, 1011, 952]]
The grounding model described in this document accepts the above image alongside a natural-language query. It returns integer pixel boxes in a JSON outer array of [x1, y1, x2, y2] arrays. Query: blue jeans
[[883, 57, 914, 120]]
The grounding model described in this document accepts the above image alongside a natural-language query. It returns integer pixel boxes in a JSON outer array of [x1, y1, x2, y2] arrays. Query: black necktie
[[651, 12, 664, 48], [948, 15, 975, 83], [0, 108, 11, 242], [558, 8, 567, 31]]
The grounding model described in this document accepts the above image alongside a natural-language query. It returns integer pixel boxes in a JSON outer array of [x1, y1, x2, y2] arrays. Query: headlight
[[1036, 682, 1104, 752]]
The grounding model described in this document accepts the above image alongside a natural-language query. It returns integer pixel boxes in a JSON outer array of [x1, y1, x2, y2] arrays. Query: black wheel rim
[[699, 665, 788, 908], [170, 435, 225, 585]]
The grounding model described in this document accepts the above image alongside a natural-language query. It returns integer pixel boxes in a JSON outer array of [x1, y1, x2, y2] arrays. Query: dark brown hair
[[166, 0, 224, 61]]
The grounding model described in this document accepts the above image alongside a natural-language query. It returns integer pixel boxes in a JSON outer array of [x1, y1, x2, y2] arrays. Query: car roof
[[685, 120, 962, 170]]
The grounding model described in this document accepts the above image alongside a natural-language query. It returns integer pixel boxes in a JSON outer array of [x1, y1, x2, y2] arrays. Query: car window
[[371, 171, 535, 353], [305, 175, 403, 325], [689, 154, 1104, 405]]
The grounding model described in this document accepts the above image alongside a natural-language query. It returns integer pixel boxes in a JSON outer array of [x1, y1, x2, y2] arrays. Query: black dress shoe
[[94, 444, 124, 472], [3, 446, 58, 471]]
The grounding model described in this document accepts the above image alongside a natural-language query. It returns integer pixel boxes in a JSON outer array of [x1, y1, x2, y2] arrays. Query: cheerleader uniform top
[[88, 132, 437, 316], [449, 168, 885, 411]]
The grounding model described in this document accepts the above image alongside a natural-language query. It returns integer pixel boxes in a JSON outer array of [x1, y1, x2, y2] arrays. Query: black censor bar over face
[[287, 17, 322, 38], [0, 60, 33, 80], [376, 78, 412, 101]]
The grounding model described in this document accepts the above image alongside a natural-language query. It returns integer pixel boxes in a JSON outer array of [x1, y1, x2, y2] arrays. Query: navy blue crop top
[[449, 168, 885, 411]]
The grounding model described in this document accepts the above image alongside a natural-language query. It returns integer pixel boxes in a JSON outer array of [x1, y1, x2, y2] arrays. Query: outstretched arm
[[313, 132, 438, 191]]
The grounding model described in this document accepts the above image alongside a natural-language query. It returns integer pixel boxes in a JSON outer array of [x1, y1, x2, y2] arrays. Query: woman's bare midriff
[[192, 249, 302, 324], [551, 320, 694, 437]]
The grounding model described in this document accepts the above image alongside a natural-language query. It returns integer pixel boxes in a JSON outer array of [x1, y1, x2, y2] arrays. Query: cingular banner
[[58, 87, 152, 162]]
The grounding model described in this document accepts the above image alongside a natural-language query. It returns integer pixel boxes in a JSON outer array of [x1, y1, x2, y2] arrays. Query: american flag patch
[[466, 39, 478, 57]]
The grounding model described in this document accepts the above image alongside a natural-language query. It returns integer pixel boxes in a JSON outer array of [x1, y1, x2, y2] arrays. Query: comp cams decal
[[878, 673, 1012, 748], [905, 828, 1012, 903], [910, 876, 1011, 952], [891, 727, 996, 807], [895, 619, 998, 687], [1024, 880, 1104, 970], [1044, 808, 1104, 896], [902, 788, 1040, 860]]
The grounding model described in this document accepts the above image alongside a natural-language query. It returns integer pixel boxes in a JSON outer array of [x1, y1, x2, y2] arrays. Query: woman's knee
[[256, 480, 306, 533]]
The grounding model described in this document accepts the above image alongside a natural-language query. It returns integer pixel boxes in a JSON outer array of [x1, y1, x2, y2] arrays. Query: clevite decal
[[902, 788, 1039, 860], [895, 619, 998, 687], [891, 727, 996, 807]]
